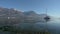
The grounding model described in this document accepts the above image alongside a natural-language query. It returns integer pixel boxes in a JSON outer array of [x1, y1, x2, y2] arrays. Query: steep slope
[[23, 11, 49, 23], [0, 8, 24, 25]]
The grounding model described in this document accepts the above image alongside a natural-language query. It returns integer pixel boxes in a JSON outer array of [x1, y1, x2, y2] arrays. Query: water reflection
[[0, 19, 60, 34], [15, 19, 60, 34]]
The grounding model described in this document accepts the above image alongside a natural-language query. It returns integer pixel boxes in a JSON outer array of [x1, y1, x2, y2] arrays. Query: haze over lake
[[11, 19, 60, 34]]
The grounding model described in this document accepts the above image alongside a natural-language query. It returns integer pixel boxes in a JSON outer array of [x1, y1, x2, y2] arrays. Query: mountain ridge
[[0, 7, 50, 25]]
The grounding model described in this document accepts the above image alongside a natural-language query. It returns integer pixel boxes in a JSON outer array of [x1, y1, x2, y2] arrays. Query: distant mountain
[[23, 11, 36, 16], [24, 11, 39, 23], [23, 11, 49, 23], [0, 7, 24, 25], [0, 7, 50, 25]]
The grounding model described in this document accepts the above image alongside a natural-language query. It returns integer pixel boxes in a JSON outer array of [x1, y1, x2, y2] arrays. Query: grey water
[[16, 19, 60, 34], [0, 19, 60, 34]]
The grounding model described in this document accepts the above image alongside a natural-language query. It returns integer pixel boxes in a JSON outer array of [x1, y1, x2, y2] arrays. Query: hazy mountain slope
[[0, 7, 51, 25], [0, 8, 24, 25]]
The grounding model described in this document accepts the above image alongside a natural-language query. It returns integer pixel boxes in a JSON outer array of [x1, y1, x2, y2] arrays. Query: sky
[[0, 0, 60, 17]]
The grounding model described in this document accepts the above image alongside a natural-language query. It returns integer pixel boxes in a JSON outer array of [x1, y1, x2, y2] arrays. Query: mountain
[[0, 7, 51, 25], [23, 11, 49, 23], [23, 11, 36, 16], [0, 7, 24, 25], [24, 11, 38, 23]]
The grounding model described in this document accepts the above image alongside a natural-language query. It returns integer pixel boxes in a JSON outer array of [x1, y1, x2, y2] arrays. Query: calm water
[[16, 19, 60, 34], [1, 19, 60, 34]]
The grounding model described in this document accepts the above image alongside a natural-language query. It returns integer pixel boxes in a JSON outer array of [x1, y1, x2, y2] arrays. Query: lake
[[16, 19, 60, 34], [0, 19, 60, 34]]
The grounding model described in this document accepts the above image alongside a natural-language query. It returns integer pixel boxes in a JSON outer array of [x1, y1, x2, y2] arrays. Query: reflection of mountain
[[0, 7, 50, 25]]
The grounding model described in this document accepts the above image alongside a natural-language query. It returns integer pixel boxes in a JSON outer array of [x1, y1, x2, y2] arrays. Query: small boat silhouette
[[44, 16, 50, 22]]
